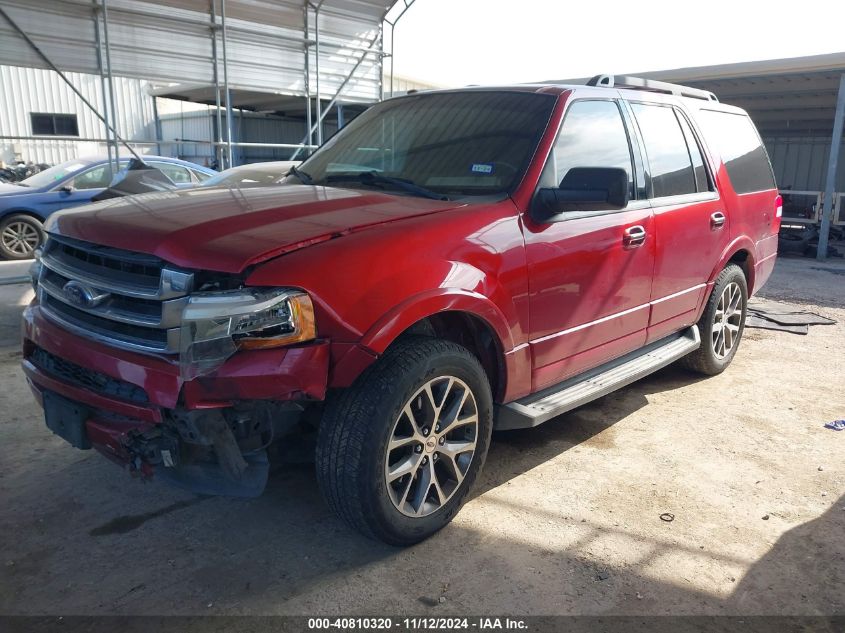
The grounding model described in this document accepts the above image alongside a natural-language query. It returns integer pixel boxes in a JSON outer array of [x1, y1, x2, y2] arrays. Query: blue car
[[0, 156, 216, 259]]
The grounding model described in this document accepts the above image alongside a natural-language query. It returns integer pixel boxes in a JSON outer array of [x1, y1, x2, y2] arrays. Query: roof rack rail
[[586, 74, 719, 102]]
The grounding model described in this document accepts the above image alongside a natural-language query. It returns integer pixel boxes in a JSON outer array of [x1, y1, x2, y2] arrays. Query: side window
[[676, 112, 711, 193], [551, 100, 635, 200], [631, 103, 696, 198], [696, 110, 776, 194], [150, 162, 192, 184], [190, 168, 212, 183], [70, 166, 111, 190]]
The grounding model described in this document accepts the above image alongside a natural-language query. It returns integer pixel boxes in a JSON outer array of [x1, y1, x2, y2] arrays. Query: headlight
[[179, 288, 316, 380]]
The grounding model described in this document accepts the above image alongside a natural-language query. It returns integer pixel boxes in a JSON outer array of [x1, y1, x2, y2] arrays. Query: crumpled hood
[[48, 185, 466, 272]]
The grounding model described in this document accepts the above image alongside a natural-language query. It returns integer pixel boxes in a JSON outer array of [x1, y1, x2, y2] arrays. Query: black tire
[[316, 337, 493, 545], [0, 213, 44, 260], [680, 264, 748, 375]]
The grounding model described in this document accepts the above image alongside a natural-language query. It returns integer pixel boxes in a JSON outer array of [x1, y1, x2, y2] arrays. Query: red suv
[[22, 76, 780, 544]]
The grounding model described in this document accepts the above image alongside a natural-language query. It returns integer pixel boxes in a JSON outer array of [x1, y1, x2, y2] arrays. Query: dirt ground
[[0, 255, 843, 617]]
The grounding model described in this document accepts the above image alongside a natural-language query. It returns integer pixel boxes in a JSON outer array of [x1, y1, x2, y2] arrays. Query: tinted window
[[697, 110, 775, 194], [71, 166, 112, 190], [552, 100, 634, 198], [31, 113, 79, 137], [150, 162, 192, 184], [298, 91, 556, 196], [676, 113, 711, 193], [190, 168, 212, 182], [632, 103, 696, 198]]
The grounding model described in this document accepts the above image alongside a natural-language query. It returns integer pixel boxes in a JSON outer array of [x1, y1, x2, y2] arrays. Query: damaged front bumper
[[22, 304, 330, 497]]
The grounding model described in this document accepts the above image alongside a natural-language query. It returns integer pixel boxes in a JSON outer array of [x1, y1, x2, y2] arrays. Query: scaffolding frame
[[0, 0, 418, 171]]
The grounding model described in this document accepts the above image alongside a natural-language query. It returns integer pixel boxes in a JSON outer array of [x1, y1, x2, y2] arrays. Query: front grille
[[30, 346, 149, 404], [37, 235, 194, 355]]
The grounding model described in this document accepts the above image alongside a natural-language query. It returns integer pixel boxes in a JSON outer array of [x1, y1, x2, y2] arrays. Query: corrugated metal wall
[[0, 64, 155, 164], [764, 136, 845, 192], [0, 0, 385, 103], [158, 109, 339, 164]]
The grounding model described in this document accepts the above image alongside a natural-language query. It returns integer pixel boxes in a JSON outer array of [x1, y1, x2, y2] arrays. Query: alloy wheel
[[712, 281, 743, 359], [384, 376, 479, 518], [1, 221, 40, 256]]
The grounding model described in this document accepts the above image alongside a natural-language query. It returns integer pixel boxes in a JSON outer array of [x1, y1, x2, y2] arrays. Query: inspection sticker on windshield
[[471, 163, 494, 174]]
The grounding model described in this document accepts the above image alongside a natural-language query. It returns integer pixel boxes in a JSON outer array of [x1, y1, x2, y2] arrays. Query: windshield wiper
[[288, 165, 313, 184], [324, 171, 448, 201]]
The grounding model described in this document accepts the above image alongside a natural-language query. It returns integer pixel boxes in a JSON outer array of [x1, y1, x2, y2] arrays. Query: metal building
[[0, 0, 417, 169]]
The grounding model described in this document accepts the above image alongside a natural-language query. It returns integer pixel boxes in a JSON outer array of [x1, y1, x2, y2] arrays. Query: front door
[[523, 98, 655, 392]]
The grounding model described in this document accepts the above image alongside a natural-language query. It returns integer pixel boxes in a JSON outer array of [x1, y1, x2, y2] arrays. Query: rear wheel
[[0, 214, 44, 260], [681, 264, 748, 375], [316, 337, 493, 545]]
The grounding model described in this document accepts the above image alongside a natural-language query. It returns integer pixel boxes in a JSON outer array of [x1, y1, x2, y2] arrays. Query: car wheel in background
[[0, 214, 44, 260]]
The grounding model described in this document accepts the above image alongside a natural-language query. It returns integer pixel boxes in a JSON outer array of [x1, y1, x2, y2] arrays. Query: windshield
[[296, 91, 555, 197], [203, 165, 291, 188], [20, 159, 94, 188]]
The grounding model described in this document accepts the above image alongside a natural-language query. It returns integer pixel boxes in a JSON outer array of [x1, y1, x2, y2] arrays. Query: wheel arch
[[710, 237, 757, 293], [352, 290, 515, 402], [0, 208, 46, 223]]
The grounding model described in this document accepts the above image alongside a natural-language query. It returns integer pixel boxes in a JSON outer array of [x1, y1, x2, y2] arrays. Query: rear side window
[[676, 112, 711, 193], [552, 100, 635, 199], [696, 110, 775, 194], [630, 103, 696, 198]]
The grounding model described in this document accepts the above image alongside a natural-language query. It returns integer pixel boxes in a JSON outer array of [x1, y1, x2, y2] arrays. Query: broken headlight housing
[[179, 288, 316, 380]]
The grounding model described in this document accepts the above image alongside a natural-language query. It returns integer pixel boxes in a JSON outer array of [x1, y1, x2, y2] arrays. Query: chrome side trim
[[531, 304, 649, 345], [529, 284, 708, 346], [649, 283, 705, 305]]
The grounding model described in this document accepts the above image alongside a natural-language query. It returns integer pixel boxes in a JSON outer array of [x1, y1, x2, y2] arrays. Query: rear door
[[695, 110, 780, 291], [626, 100, 730, 343], [523, 98, 655, 391]]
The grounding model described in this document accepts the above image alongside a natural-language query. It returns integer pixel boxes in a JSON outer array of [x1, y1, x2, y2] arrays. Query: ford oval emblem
[[62, 280, 109, 308]]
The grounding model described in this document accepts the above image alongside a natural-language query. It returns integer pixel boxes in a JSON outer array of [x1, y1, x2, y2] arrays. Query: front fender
[[360, 287, 517, 355]]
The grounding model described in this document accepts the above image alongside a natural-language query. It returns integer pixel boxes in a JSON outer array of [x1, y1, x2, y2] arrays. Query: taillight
[[775, 194, 783, 218]]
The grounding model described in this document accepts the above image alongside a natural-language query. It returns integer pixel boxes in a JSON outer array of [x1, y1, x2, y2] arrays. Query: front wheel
[[316, 337, 493, 545], [681, 263, 748, 375], [0, 214, 44, 260]]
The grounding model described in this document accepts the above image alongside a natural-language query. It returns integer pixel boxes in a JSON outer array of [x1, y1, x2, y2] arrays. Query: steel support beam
[[817, 73, 845, 260], [220, 0, 234, 168], [384, 0, 415, 98], [101, 0, 120, 163], [0, 5, 141, 160], [303, 2, 312, 152], [210, 0, 223, 169], [92, 2, 114, 177], [291, 31, 382, 160], [310, 1, 324, 145]]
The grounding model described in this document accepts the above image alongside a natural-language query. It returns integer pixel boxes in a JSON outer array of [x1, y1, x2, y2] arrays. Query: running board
[[495, 326, 700, 430]]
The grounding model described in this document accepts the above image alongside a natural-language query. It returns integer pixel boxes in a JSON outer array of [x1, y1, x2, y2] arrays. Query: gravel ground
[[0, 256, 842, 617]]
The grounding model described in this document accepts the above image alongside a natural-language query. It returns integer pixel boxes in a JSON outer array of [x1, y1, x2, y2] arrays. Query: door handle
[[623, 225, 646, 248], [710, 211, 726, 228]]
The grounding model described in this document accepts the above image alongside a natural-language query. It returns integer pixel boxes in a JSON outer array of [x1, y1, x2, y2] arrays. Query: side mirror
[[531, 167, 629, 222], [59, 185, 74, 194]]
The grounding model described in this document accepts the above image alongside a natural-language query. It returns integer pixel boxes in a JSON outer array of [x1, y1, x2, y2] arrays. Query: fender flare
[[709, 236, 757, 292], [359, 288, 517, 355]]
